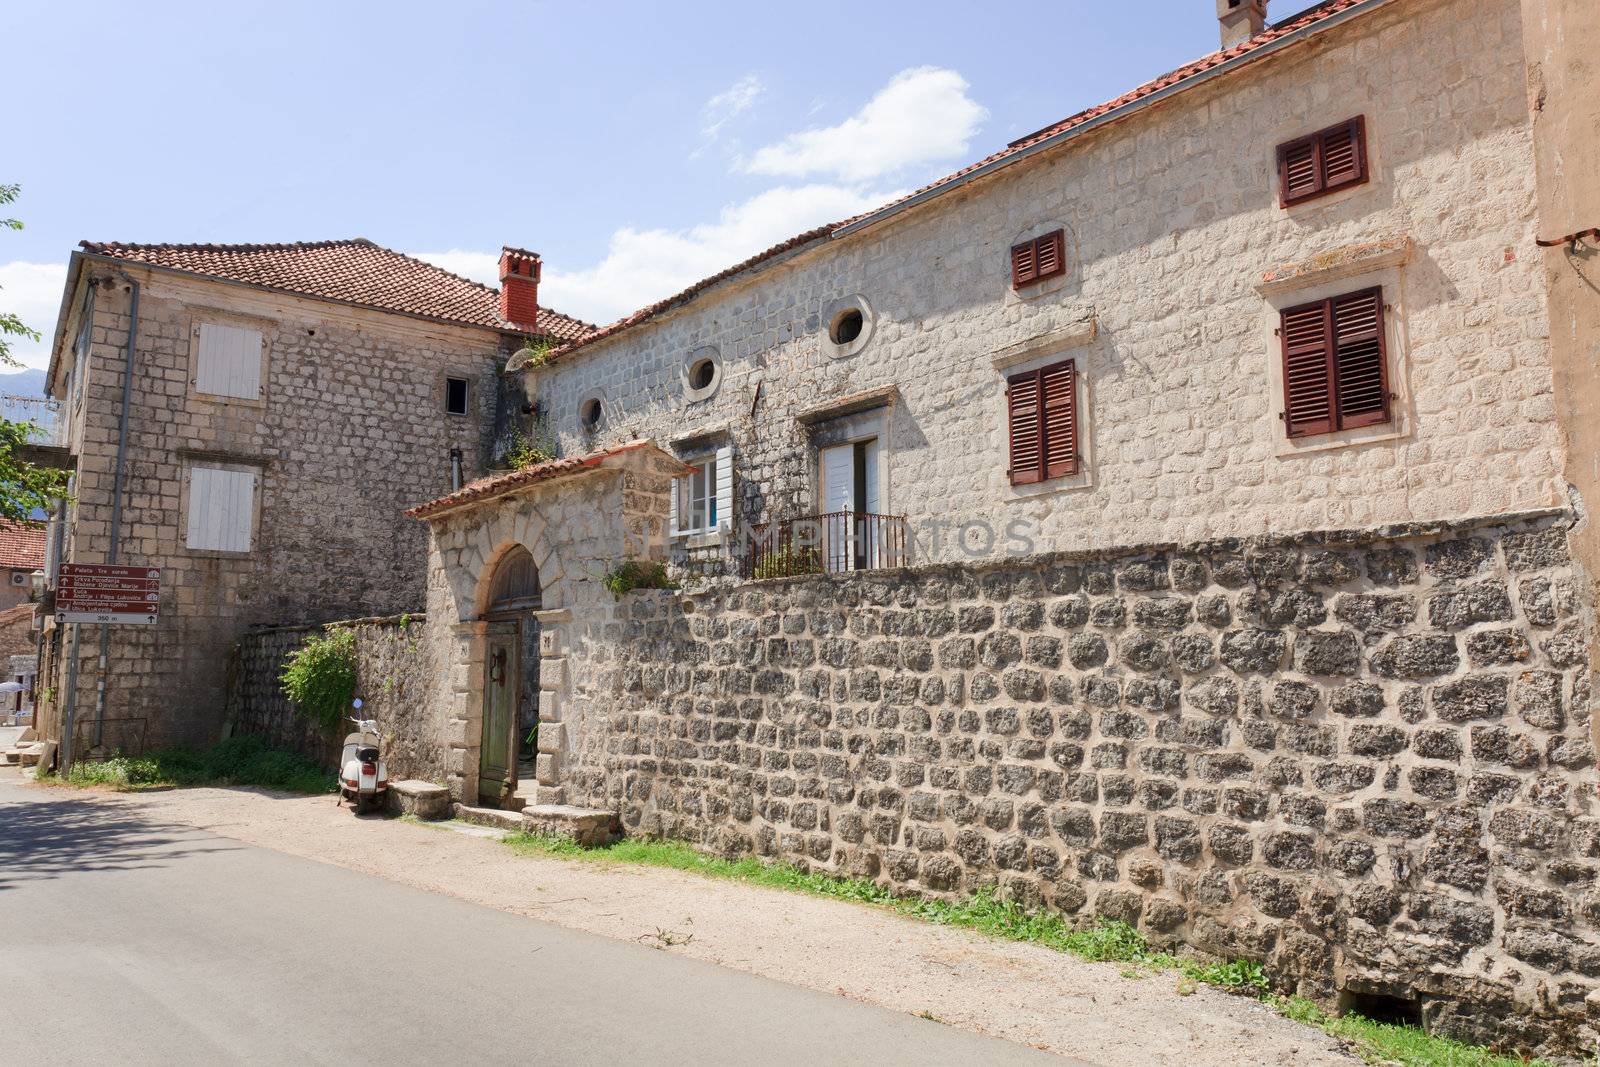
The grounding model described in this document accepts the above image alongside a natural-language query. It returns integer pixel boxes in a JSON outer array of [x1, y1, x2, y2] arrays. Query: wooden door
[[479, 622, 518, 804]]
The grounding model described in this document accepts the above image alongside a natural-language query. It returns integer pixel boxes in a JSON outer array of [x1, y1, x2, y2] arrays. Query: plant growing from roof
[[0, 183, 71, 523], [512, 335, 558, 371]]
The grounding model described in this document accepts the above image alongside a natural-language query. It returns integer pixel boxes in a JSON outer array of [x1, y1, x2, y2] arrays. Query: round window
[[689, 357, 717, 391], [830, 308, 864, 346], [579, 397, 603, 432]]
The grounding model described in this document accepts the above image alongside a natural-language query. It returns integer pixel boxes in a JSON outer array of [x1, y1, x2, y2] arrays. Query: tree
[[0, 183, 69, 523]]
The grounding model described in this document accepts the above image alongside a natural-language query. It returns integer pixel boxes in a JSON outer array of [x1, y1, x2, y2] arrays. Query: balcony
[[0, 394, 60, 445], [740, 511, 908, 580]]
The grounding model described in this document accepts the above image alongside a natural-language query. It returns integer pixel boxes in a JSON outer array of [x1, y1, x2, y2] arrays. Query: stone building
[[380, 0, 1600, 1051], [0, 521, 46, 611], [34, 240, 591, 754]]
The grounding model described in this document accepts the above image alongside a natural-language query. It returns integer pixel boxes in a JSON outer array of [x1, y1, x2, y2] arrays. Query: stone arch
[[457, 505, 570, 622]]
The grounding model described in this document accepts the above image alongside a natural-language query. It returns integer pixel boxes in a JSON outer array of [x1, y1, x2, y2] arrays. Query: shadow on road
[[0, 787, 237, 890]]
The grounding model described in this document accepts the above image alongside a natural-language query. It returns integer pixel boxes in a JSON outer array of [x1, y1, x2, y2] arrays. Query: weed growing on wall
[[599, 560, 676, 599], [503, 424, 558, 470], [279, 626, 358, 733]]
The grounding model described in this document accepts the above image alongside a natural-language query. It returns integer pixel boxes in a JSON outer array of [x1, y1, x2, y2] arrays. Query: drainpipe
[[91, 272, 139, 750]]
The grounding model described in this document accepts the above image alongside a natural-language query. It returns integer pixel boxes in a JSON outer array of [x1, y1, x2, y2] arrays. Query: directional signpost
[[56, 563, 160, 626]]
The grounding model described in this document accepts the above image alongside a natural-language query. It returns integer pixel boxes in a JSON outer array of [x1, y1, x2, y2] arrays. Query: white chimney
[[1217, 0, 1267, 48]]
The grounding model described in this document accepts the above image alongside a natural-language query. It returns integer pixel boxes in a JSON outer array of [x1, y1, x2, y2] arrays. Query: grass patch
[[503, 831, 1558, 1066], [37, 735, 332, 795], [1274, 997, 1559, 1067]]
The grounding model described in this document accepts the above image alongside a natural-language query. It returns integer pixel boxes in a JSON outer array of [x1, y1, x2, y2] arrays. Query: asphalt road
[[0, 773, 1067, 1066]]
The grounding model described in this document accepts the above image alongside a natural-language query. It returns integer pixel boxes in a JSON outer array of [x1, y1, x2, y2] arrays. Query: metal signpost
[[56, 564, 160, 626]]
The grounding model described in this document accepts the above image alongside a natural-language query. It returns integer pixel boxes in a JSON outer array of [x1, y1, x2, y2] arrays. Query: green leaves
[[0, 182, 69, 521], [279, 626, 359, 733]]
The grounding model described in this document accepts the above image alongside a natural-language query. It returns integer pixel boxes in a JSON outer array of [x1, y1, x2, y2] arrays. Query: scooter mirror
[[352, 698, 364, 709]]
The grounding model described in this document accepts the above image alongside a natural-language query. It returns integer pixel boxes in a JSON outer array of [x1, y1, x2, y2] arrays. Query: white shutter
[[196, 324, 263, 399], [186, 466, 256, 551], [821, 444, 853, 514], [668, 475, 681, 537], [862, 438, 881, 514], [714, 445, 733, 533]]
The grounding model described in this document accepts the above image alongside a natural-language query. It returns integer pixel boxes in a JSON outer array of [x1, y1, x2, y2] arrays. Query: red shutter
[[1330, 287, 1389, 428], [1006, 369, 1043, 484], [1279, 116, 1368, 206], [1041, 359, 1078, 478], [1279, 135, 1322, 206], [1320, 117, 1365, 190], [1280, 299, 1335, 437], [1011, 241, 1037, 287], [1035, 230, 1065, 281]]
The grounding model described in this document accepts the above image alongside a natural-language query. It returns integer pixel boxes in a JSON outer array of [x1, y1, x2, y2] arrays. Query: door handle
[[489, 649, 506, 685]]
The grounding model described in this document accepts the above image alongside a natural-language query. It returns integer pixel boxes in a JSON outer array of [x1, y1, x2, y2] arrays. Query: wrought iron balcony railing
[[0, 394, 61, 445], [741, 511, 908, 580]]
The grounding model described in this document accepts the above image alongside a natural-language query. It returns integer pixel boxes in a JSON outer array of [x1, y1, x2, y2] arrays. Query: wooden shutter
[[1278, 136, 1322, 205], [1280, 287, 1389, 438], [1278, 116, 1367, 206], [1011, 230, 1066, 288], [1006, 370, 1043, 484], [1280, 299, 1334, 437], [196, 323, 263, 399], [1041, 360, 1078, 478], [1011, 240, 1038, 287], [186, 466, 256, 551], [1330, 287, 1389, 428], [714, 444, 734, 533], [1320, 117, 1365, 190], [1007, 358, 1077, 483]]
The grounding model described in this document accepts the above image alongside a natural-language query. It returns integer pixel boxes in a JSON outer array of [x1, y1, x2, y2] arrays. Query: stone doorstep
[[16, 742, 51, 768], [521, 804, 619, 848], [452, 804, 524, 833], [387, 779, 451, 821]]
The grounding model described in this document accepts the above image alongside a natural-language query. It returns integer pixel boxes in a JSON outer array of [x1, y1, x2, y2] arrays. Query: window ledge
[[1274, 418, 1409, 459], [1255, 235, 1413, 298], [674, 530, 724, 549]]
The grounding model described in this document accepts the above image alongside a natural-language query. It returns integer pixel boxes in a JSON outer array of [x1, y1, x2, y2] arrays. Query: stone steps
[[521, 804, 618, 847], [452, 804, 524, 832]]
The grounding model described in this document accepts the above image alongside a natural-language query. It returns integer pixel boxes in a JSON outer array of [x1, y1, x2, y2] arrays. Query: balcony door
[[820, 438, 881, 571]]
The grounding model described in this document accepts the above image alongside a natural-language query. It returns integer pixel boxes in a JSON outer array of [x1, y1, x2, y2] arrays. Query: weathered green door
[[479, 622, 518, 804]]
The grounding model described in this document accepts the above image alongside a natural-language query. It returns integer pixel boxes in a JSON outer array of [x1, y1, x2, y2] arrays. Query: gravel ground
[[19, 772, 1358, 1066]]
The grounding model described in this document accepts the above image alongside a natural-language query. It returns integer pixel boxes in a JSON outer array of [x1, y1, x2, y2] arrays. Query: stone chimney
[[498, 246, 541, 331], [1217, 0, 1267, 48]]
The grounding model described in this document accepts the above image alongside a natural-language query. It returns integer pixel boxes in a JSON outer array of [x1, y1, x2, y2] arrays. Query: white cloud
[[0, 261, 68, 370], [417, 184, 892, 326], [416, 66, 984, 328], [742, 67, 986, 183], [700, 74, 765, 144]]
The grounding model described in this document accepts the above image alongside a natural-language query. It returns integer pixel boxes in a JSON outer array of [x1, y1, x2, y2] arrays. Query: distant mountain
[[0, 369, 47, 399]]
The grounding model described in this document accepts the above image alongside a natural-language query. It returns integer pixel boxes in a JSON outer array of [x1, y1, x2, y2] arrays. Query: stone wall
[[567, 510, 1596, 1054], [227, 614, 441, 777], [527, 0, 1561, 563]]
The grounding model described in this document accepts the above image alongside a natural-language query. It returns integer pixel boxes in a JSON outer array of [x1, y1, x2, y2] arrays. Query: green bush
[[600, 559, 675, 598], [54, 735, 331, 794], [280, 627, 358, 733]]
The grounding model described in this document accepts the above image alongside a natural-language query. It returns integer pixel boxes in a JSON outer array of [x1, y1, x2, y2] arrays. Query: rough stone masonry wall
[[226, 615, 441, 777], [573, 510, 1597, 1054]]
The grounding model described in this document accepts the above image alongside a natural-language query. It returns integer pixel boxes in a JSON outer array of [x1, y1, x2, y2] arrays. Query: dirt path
[[19, 773, 1356, 1066]]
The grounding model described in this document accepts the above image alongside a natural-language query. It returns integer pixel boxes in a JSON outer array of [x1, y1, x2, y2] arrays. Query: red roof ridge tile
[[407, 439, 686, 520]]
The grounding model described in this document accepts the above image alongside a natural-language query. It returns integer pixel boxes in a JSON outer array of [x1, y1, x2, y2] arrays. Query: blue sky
[[1, 0, 1322, 372]]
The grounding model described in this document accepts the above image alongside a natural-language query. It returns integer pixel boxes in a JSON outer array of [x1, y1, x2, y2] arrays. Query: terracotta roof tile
[[0, 521, 46, 571], [79, 238, 595, 343], [548, 0, 1372, 362], [407, 440, 684, 519]]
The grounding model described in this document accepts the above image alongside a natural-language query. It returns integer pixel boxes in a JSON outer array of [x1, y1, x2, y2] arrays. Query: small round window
[[830, 308, 864, 346], [689, 357, 717, 391], [579, 397, 603, 432]]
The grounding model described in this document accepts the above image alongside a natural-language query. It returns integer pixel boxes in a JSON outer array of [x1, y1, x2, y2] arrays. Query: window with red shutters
[[1279, 286, 1391, 438], [1277, 116, 1367, 206], [1007, 359, 1079, 484], [1011, 229, 1066, 288]]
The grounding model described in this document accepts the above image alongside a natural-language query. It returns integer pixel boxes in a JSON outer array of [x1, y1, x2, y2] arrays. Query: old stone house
[[34, 240, 591, 755], [0, 521, 46, 611], [371, 0, 1600, 1052]]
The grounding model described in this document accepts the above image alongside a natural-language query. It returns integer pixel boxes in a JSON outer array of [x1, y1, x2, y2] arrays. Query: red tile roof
[[407, 440, 688, 519], [548, 0, 1375, 362], [0, 521, 46, 571], [79, 239, 595, 343]]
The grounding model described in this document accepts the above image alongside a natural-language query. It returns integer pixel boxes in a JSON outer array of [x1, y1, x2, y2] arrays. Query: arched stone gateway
[[405, 441, 686, 816]]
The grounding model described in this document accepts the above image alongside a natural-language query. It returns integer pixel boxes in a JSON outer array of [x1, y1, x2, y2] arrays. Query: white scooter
[[337, 699, 389, 814]]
